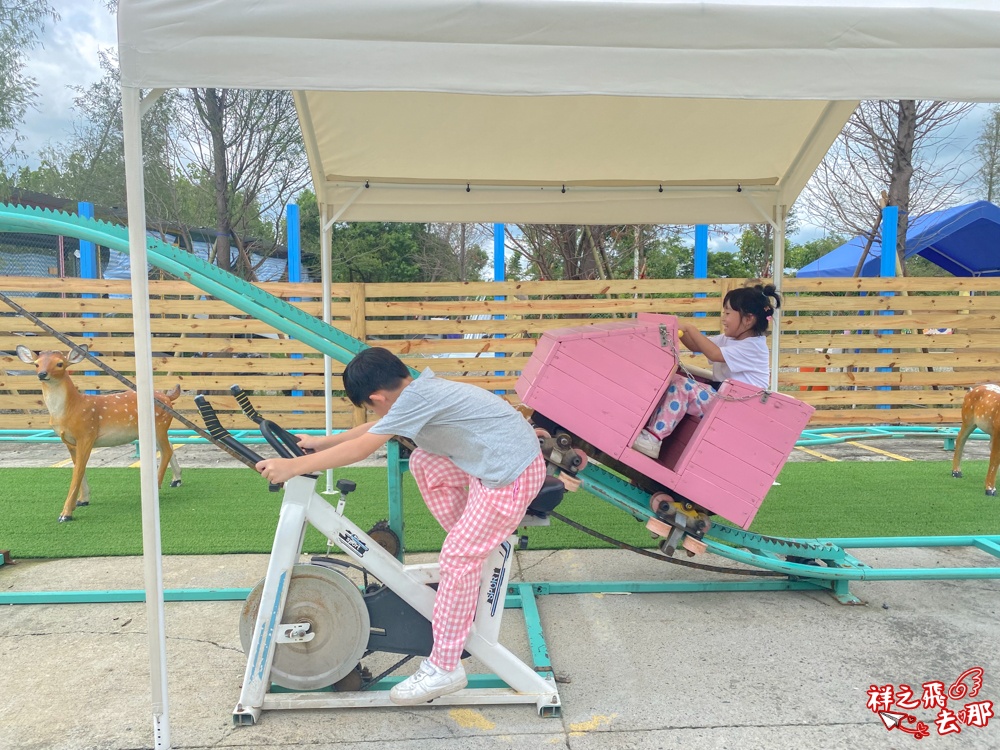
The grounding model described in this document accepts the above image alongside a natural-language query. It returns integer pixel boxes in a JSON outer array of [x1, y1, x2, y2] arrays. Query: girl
[[633, 283, 781, 458]]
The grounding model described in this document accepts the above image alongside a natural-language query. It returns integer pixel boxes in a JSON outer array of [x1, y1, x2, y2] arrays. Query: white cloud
[[15, 0, 117, 167]]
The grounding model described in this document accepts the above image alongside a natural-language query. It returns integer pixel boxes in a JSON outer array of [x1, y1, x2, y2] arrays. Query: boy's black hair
[[343, 347, 411, 406], [723, 282, 782, 336]]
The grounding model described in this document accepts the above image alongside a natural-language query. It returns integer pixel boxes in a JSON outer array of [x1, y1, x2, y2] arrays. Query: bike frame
[[234, 474, 561, 724]]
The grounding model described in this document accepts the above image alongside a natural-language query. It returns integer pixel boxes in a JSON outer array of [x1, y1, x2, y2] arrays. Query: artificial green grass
[[749, 461, 1000, 540], [2, 461, 999, 559]]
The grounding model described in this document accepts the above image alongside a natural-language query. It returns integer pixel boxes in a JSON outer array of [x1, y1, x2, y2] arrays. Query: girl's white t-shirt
[[708, 334, 770, 388]]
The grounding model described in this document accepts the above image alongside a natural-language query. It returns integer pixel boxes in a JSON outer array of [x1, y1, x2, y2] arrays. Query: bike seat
[[525, 475, 566, 519]]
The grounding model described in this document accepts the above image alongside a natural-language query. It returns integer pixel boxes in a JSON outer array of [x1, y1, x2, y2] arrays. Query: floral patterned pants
[[645, 374, 716, 439]]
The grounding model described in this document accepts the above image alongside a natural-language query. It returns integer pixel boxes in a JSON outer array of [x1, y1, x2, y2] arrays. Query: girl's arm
[[257, 430, 392, 485], [678, 323, 724, 363]]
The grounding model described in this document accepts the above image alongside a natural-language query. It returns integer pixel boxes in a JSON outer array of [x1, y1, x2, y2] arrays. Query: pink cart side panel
[[666, 382, 811, 477], [698, 427, 785, 475], [524, 335, 558, 374], [517, 352, 545, 390], [673, 471, 756, 528], [596, 326, 679, 380], [711, 393, 813, 450], [526, 383, 632, 457], [546, 350, 650, 416], [555, 336, 667, 398], [684, 440, 774, 504]]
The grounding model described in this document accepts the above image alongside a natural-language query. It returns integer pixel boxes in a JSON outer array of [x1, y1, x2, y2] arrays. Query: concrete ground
[[1, 435, 999, 750]]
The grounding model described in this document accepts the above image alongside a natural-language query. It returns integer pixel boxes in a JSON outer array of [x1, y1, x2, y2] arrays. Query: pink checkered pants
[[408, 448, 546, 671]]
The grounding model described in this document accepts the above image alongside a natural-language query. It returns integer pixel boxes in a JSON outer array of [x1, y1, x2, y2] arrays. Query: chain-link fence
[[0, 231, 82, 288]]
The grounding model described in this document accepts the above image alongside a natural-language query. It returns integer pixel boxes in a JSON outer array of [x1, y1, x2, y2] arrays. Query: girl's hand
[[256, 457, 300, 485]]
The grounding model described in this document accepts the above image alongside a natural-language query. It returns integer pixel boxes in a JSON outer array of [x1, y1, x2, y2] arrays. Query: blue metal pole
[[286, 204, 303, 402], [694, 224, 708, 320], [493, 223, 505, 393], [78, 201, 99, 394], [877, 205, 899, 411]]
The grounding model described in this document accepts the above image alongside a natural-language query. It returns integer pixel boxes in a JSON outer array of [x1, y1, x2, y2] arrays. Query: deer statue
[[951, 383, 1000, 497], [16, 344, 183, 521]]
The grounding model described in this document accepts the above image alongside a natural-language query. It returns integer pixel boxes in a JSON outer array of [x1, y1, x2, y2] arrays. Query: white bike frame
[[233, 474, 561, 724]]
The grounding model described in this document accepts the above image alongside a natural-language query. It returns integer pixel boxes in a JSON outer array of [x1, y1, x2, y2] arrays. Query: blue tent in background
[[797, 200, 1000, 277]]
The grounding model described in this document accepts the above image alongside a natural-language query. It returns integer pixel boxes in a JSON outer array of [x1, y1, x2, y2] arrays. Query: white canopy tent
[[117, 1, 1000, 746]]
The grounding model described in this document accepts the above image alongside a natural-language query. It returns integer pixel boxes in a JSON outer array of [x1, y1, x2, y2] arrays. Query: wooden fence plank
[[3, 275, 999, 428]]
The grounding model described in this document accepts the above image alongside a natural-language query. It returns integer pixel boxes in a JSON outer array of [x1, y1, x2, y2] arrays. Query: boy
[[256, 346, 544, 704]]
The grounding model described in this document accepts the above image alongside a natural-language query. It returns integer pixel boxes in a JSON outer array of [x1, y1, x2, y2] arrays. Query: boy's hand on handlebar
[[256, 457, 299, 485], [294, 433, 324, 452]]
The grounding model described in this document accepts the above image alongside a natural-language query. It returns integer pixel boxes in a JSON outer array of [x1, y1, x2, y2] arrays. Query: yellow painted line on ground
[[129, 443, 184, 469], [794, 446, 839, 462], [51, 446, 113, 468], [821, 434, 913, 462]]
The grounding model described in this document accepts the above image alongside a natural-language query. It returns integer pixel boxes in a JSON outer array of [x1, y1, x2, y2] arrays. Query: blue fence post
[[286, 204, 303, 407], [78, 201, 99, 394], [877, 205, 899, 411], [694, 224, 708, 320], [493, 223, 505, 394]]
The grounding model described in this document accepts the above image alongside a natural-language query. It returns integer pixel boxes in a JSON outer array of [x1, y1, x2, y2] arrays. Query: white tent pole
[[121, 84, 172, 750], [770, 204, 787, 391], [323, 186, 364, 229], [321, 202, 335, 494]]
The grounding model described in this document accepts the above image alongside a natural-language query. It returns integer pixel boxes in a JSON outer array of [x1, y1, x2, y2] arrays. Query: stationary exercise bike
[[194, 387, 567, 725]]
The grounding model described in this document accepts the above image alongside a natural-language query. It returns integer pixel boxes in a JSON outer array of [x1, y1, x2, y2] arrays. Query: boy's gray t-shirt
[[369, 369, 540, 488]]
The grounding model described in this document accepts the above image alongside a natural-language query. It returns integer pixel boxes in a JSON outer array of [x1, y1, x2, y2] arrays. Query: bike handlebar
[[196, 388, 316, 490]]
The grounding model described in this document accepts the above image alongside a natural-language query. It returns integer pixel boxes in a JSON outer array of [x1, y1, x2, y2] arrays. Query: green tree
[[9, 50, 175, 215], [642, 233, 694, 279], [0, 0, 58, 174], [707, 251, 751, 278], [295, 190, 449, 283]]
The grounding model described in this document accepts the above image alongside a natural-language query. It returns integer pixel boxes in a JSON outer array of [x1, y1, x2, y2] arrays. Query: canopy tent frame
[[117, 2, 1000, 746]]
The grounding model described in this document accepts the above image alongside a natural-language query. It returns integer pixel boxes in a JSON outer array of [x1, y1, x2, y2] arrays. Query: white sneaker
[[389, 659, 468, 705], [632, 429, 662, 459]]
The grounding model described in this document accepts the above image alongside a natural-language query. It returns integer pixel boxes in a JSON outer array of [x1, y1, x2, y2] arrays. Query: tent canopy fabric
[[117, 0, 1000, 224], [796, 201, 1000, 278]]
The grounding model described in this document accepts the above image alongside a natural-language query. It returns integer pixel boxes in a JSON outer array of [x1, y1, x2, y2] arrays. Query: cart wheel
[[569, 448, 588, 471], [649, 492, 673, 515]]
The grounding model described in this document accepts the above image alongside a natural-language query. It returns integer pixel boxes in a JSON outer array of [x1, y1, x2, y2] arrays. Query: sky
[[15, 0, 994, 255], [18, 0, 117, 163]]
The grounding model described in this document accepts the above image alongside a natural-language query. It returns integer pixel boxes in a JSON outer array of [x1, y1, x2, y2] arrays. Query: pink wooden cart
[[516, 313, 815, 529]]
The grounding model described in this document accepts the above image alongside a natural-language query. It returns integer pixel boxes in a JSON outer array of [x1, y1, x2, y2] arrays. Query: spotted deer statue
[[16, 344, 182, 521], [951, 384, 1000, 496]]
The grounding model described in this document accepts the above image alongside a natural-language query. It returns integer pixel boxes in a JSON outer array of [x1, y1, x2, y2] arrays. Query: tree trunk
[[459, 223, 467, 282], [202, 88, 232, 273], [887, 100, 916, 273]]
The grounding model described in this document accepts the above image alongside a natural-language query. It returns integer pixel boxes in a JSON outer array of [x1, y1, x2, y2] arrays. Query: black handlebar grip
[[194, 394, 228, 440], [195, 394, 270, 480], [230, 385, 263, 424]]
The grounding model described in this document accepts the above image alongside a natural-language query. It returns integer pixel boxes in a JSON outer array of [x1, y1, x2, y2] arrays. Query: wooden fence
[[2, 275, 997, 431]]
